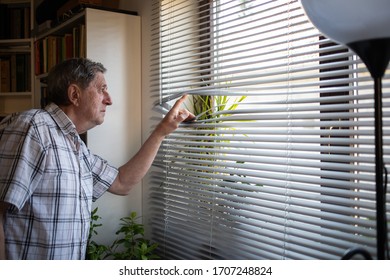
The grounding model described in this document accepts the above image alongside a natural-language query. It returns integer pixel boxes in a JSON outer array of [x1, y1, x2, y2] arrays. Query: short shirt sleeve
[[89, 153, 119, 201], [0, 113, 46, 212]]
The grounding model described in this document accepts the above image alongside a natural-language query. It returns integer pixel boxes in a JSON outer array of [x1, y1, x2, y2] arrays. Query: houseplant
[[86, 208, 159, 260]]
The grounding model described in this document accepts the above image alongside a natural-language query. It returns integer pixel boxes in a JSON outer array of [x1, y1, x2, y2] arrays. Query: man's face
[[78, 72, 112, 130]]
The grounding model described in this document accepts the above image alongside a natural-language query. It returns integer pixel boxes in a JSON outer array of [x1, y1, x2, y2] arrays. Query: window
[[149, 0, 390, 259]]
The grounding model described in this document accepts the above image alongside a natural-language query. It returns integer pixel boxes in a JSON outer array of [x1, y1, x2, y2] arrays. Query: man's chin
[[86, 119, 104, 131], [96, 118, 105, 126]]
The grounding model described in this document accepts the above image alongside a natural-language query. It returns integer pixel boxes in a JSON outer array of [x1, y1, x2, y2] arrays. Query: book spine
[[0, 58, 11, 92]]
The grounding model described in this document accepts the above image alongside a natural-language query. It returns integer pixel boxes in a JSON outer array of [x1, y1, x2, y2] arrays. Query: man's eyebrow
[[93, 81, 107, 89]]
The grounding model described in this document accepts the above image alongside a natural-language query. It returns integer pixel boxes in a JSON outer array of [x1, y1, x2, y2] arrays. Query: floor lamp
[[300, 0, 390, 260]]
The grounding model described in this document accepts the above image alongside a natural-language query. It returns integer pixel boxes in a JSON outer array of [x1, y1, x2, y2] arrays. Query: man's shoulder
[[0, 109, 59, 138], [0, 108, 54, 133]]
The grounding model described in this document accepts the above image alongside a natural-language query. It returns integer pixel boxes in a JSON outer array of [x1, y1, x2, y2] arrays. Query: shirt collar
[[45, 103, 78, 137]]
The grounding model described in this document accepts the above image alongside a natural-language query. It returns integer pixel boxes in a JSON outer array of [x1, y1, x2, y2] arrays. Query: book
[[10, 55, 17, 92], [1, 4, 31, 39], [16, 54, 26, 92], [0, 58, 11, 92], [64, 33, 74, 59]]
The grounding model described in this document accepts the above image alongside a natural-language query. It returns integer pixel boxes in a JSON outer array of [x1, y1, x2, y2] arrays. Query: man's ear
[[68, 84, 81, 106]]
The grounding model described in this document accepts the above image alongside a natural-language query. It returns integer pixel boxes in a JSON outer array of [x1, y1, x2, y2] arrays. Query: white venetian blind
[[149, 0, 390, 259]]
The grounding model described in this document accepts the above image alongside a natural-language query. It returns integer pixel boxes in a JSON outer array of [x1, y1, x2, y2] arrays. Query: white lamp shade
[[300, 0, 390, 45]]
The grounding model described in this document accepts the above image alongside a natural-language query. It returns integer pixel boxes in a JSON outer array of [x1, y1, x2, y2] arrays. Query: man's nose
[[104, 91, 113, 105]]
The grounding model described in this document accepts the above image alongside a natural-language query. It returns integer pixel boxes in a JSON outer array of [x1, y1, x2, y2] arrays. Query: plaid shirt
[[0, 103, 118, 259]]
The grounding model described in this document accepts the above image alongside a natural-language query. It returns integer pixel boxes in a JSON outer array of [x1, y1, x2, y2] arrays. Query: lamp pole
[[374, 76, 386, 260], [347, 38, 390, 260]]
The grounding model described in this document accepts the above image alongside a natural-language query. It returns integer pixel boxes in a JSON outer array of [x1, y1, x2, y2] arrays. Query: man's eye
[[98, 86, 106, 93]]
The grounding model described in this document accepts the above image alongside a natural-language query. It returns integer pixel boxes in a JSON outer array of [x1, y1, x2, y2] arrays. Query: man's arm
[[0, 202, 9, 260], [108, 95, 195, 195]]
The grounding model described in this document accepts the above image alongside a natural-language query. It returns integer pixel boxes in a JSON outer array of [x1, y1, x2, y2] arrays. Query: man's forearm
[[107, 127, 166, 196], [108, 95, 195, 196], [116, 129, 165, 193]]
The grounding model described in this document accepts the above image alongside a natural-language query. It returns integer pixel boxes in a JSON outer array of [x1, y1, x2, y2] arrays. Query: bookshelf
[[34, 10, 86, 108], [0, 0, 34, 119], [34, 11, 86, 78]]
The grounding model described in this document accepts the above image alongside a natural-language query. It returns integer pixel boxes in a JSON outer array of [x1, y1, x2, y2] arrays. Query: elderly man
[[0, 58, 194, 259]]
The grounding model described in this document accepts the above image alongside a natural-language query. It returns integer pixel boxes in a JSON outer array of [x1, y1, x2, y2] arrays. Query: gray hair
[[47, 58, 107, 106]]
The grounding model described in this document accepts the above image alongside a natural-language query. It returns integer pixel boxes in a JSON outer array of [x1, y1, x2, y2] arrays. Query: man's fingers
[[176, 111, 190, 122], [171, 94, 188, 110], [183, 111, 196, 122], [167, 95, 195, 122], [175, 109, 195, 121]]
